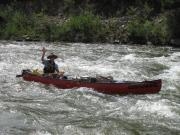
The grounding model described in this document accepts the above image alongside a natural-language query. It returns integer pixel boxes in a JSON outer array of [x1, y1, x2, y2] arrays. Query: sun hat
[[47, 53, 58, 59]]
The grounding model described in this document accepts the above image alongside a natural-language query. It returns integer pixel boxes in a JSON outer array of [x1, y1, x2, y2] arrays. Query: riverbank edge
[[0, 39, 179, 48]]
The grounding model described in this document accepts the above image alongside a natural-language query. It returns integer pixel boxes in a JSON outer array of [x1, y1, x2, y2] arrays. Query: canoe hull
[[23, 74, 161, 95]]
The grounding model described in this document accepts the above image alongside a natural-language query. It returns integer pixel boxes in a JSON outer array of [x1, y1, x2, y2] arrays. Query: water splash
[[0, 41, 180, 134]]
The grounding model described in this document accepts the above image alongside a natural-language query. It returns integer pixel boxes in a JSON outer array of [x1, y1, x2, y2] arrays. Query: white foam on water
[[167, 65, 180, 80], [0, 43, 22, 48], [0, 111, 27, 128], [0, 42, 180, 134], [29, 131, 52, 135], [129, 99, 177, 118], [170, 51, 180, 59], [121, 54, 136, 61], [0, 62, 8, 71], [81, 64, 114, 74], [157, 57, 180, 82]]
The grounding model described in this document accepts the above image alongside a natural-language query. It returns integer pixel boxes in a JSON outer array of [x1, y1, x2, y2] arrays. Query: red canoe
[[20, 71, 162, 95]]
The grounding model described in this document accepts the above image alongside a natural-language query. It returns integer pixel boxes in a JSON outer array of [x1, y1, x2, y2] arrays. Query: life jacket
[[43, 60, 56, 73]]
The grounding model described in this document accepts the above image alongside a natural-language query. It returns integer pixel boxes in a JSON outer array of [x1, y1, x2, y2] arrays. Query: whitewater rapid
[[0, 41, 179, 135]]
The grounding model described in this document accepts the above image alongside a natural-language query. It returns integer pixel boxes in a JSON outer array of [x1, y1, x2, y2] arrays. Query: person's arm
[[41, 47, 46, 62]]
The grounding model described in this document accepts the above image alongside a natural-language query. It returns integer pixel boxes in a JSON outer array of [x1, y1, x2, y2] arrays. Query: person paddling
[[41, 47, 60, 74]]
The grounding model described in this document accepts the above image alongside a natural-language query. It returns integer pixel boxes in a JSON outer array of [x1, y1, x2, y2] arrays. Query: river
[[0, 41, 180, 135]]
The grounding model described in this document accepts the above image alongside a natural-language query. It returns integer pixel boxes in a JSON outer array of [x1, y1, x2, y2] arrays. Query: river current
[[0, 41, 180, 135]]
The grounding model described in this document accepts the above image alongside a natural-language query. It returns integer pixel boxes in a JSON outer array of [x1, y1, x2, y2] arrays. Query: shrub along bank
[[0, 1, 180, 45], [0, 8, 107, 42]]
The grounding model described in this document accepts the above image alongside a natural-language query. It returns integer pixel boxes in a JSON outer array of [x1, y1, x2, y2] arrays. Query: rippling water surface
[[0, 41, 180, 135]]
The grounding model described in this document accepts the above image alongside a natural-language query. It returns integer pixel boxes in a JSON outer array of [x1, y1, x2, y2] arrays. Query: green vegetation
[[56, 12, 106, 42], [0, 0, 180, 45], [0, 9, 106, 42], [126, 4, 170, 44], [127, 17, 170, 44]]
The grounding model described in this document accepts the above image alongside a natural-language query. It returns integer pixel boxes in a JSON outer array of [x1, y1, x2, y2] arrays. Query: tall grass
[[58, 12, 106, 42]]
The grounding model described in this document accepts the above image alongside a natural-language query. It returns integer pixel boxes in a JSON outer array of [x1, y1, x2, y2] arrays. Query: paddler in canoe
[[41, 47, 112, 81], [41, 47, 66, 79], [41, 47, 59, 74]]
